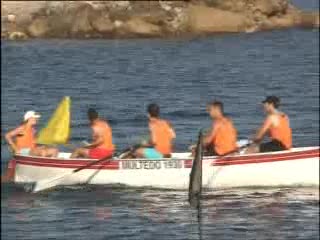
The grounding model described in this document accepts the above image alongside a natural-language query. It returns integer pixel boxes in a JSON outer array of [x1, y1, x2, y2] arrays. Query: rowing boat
[[10, 97, 318, 190], [11, 146, 319, 189]]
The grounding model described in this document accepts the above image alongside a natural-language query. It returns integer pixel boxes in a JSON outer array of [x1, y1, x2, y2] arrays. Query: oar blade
[[32, 156, 112, 193], [188, 131, 203, 207], [32, 172, 72, 193]]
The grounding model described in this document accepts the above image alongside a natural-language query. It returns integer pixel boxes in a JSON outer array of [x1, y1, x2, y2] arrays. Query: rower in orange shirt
[[71, 108, 114, 159], [5, 111, 59, 157], [135, 104, 176, 159], [2, 111, 58, 183], [246, 96, 292, 153], [203, 101, 238, 156]]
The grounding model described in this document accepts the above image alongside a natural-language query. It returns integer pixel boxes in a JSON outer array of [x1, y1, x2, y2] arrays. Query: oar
[[31, 145, 137, 193], [188, 137, 252, 207], [116, 143, 145, 159], [188, 130, 203, 208], [32, 154, 113, 193]]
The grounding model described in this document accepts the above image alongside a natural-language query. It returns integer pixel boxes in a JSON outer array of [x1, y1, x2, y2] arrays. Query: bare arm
[[253, 116, 273, 143], [167, 121, 176, 139], [203, 125, 218, 146], [148, 126, 156, 147], [5, 127, 23, 153], [84, 127, 104, 148]]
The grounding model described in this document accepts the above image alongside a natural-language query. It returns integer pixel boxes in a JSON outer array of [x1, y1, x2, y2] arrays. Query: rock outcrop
[[122, 17, 162, 37], [27, 18, 50, 37], [188, 5, 248, 33], [1, 0, 319, 40]]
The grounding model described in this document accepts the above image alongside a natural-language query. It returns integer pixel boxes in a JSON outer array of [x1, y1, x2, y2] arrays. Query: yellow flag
[[37, 96, 71, 145]]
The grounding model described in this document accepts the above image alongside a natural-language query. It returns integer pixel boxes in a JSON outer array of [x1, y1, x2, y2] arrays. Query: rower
[[245, 96, 292, 153], [3, 111, 59, 183], [135, 104, 176, 159], [71, 108, 114, 159], [5, 111, 59, 157], [203, 101, 238, 156]]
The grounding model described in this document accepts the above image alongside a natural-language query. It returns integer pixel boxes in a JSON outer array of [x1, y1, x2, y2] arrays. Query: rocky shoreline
[[1, 0, 319, 40]]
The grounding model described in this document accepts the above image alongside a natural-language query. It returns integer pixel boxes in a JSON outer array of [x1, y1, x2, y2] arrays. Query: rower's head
[[207, 101, 224, 119], [262, 96, 280, 113], [88, 108, 99, 123], [23, 111, 41, 125], [147, 103, 160, 119]]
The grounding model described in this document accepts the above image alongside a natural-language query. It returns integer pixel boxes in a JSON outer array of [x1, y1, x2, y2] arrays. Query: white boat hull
[[12, 147, 319, 189]]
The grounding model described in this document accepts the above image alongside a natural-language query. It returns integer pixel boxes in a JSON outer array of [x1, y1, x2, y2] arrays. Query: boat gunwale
[[13, 147, 320, 168]]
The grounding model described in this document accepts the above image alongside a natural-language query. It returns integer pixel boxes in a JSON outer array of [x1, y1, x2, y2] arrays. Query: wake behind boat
[[12, 146, 319, 192]]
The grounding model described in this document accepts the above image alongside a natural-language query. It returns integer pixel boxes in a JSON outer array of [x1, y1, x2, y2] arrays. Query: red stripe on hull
[[14, 148, 320, 170], [184, 149, 319, 168], [16, 159, 120, 170], [216, 149, 319, 162], [213, 152, 319, 166]]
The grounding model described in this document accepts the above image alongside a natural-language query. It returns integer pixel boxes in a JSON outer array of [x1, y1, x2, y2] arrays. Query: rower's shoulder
[[15, 125, 26, 133], [99, 119, 111, 125], [267, 112, 289, 124], [273, 112, 289, 119], [153, 118, 170, 125], [94, 119, 112, 130], [162, 118, 172, 126], [221, 116, 234, 124], [266, 114, 277, 122], [279, 112, 289, 118]]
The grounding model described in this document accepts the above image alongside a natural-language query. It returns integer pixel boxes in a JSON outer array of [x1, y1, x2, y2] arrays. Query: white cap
[[24, 111, 41, 121]]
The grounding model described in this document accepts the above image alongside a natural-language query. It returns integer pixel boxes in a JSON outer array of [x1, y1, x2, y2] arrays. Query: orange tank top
[[15, 124, 36, 151], [269, 114, 292, 149], [150, 119, 174, 155], [92, 120, 114, 151], [212, 117, 238, 155]]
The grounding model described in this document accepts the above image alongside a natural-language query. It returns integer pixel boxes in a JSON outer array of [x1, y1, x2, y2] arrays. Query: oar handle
[[115, 144, 144, 157]]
